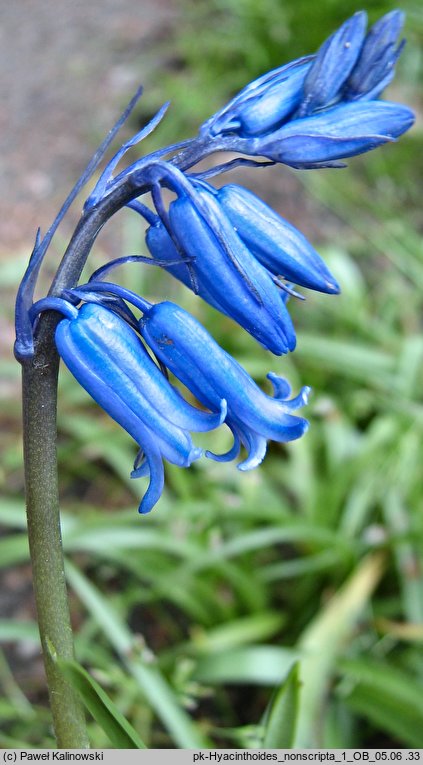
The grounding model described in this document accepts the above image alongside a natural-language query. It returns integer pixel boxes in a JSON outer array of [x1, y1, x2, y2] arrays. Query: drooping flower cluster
[[16, 10, 414, 513]]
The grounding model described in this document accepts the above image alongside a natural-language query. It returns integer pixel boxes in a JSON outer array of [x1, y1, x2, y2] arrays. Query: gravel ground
[[0, 0, 177, 255]]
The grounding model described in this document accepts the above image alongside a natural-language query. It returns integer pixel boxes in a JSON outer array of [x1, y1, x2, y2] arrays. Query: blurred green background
[[1, 0, 422, 749]]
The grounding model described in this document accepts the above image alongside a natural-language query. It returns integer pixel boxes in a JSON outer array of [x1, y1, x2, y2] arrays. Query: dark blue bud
[[139, 301, 309, 471], [55, 302, 225, 513], [216, 184, 340, 294], [298, 11, 367, 117], [200, 57, 313, 138], [247, 100, 415, 167], [146, 183, 297, 355], [344, 11, 406, 101]]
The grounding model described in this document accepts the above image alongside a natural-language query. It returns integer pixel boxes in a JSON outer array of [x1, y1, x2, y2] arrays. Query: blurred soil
[[0, 0, 177, 255]]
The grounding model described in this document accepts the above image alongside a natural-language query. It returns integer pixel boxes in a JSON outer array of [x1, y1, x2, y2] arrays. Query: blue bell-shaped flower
[[216, 184, 340, 294], [200, 57, 313, 138], [145, 180, 297, 355], [55, 302, 226, 513], [344, 10, 405, 102], [245, 100, 414, 168], [139, 300, 309, 471]]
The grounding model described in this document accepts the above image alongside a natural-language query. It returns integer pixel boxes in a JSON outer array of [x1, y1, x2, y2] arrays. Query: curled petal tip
[[187, 446, 204, 466], [219, 398, 228, 424]]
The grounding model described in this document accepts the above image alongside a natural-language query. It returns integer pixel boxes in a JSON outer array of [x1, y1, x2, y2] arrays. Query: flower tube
[[245, 100, 414, 168], [55, 302, 226, 512], [139, 300, 309, 470], [145, 177, 297, 354], [216, 184, 340, 294]]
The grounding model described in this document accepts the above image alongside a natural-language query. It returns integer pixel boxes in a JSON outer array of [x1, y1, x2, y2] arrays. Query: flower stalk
[[22, 354, 90, 748]]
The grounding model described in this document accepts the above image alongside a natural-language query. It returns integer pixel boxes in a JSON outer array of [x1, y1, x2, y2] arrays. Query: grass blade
[[56, 657, 146, 749], [293, 553, 385, 748], [262, 662, 300, 748], [65, 559, 210, 748]]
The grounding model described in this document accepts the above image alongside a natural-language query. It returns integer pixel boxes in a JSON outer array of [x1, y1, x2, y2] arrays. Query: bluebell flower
[[297, 11, 367, 117], [344, 10, 405, 102], [216, 184, 340, 294], [145, 175, 297, 355], [54, 301, 226, 513], [244, 100, 414, 168], [139, 300, 310, 470], [16, 9, 415, 525], [200, 57, 313, 138]]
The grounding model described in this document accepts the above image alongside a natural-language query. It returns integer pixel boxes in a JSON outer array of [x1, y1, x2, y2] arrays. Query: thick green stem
[[22, 347, 89, 749], [19, 133, 229, 747]]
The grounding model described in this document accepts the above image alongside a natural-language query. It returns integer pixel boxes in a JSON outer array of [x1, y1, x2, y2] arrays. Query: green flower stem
[[20, 181, 152, 748], [22, 351, 89, 749]]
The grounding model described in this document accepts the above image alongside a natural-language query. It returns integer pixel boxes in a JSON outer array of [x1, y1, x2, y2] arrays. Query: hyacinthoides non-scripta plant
[[15, 11, 414, 748]]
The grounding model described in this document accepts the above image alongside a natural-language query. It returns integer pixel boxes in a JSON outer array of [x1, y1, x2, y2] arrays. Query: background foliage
[[1, 0, 422, 748]]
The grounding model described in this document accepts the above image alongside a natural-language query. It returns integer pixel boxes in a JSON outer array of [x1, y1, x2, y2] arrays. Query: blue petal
[[298, 12, 367, 116], [140, 301, 309, 455], [200, 57, 313, 138], [267, 373, 311, 411], [230, 59, 312, 137], [266, 372, 292, 399], [130, 432, 165, 515], [235, 426, 268, 471], [217, 184, 340, 294], [251, 101, 415, 165], [55, 304, 205, 469], [344, 11, 405, 101]]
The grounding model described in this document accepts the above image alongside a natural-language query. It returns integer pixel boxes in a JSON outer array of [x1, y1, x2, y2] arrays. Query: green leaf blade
[[262, 662, 300, 748], [56, 658, 146, 749]]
